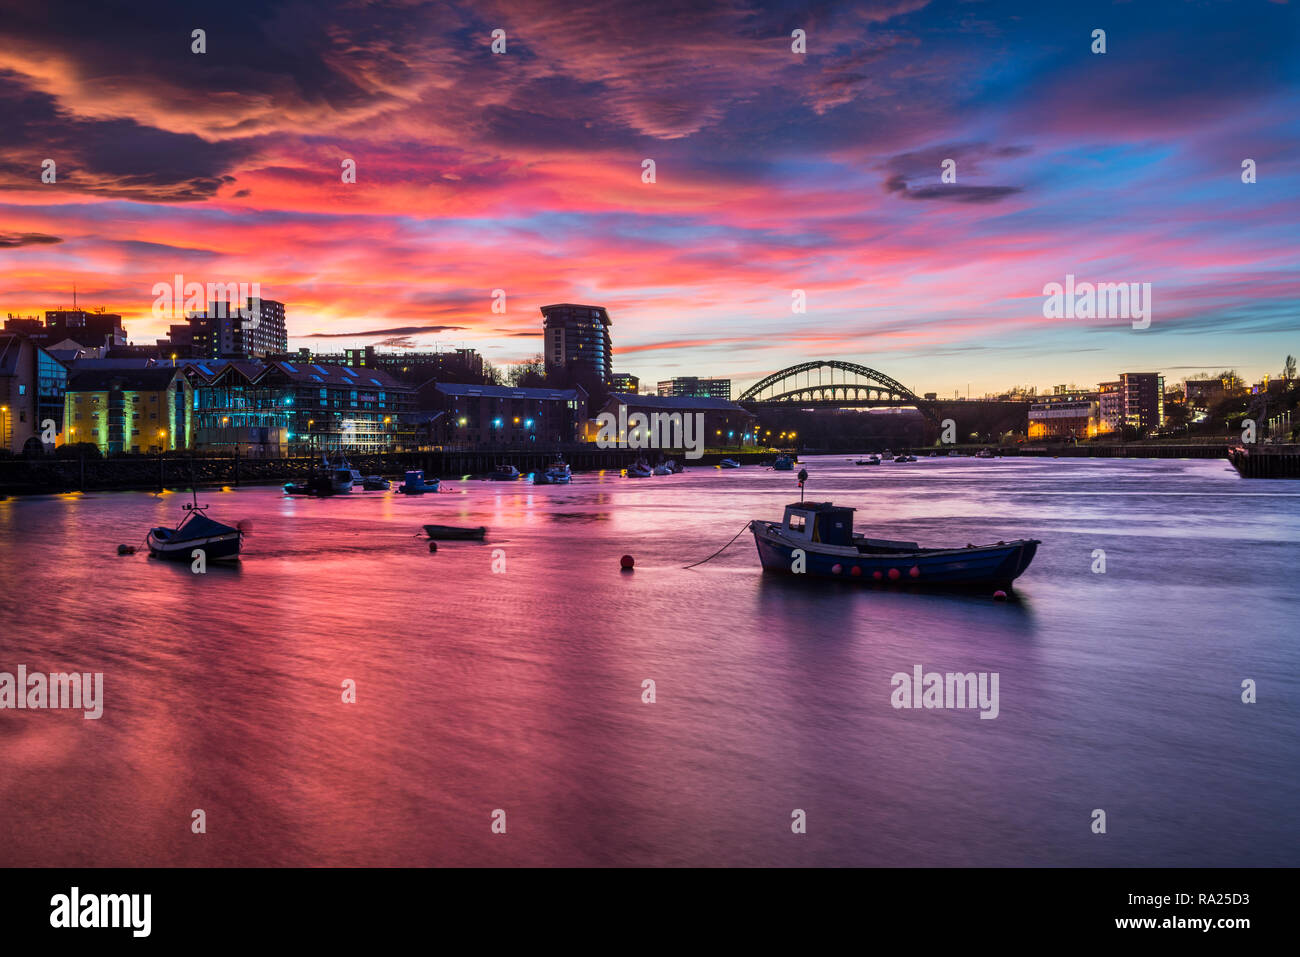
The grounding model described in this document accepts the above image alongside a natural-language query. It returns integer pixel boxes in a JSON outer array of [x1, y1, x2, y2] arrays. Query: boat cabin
[[779, 502, 922, 553], [781, 502, 856, 547]]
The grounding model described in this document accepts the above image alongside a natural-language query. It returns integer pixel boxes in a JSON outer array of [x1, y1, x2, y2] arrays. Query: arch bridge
[[738, 360, 937, 420]]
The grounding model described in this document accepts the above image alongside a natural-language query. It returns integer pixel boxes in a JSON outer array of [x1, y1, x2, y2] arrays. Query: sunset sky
[[1, 0, 1297, 396]]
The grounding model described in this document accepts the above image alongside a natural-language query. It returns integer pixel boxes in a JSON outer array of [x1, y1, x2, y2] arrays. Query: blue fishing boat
[[772, 454, 795, 471], [398, 470, 439, 494], [147, 493, 243, 562], [488, 464, 520, 481], [750, 501, 1038, 589]]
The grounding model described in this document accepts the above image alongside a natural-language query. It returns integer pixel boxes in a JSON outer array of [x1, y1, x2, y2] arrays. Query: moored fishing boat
[[361, 475, 390, 490], [146, 492, 243, 562], [488, 464, 520, 481], [772, 454, 795, 471], [719, 458, 741, 469], [535, 459, 572, 484], [398, 470, 439, 494], [652, 462, 673, 476], [625, 460, 653, 478], [749, 501, 1038, 589]]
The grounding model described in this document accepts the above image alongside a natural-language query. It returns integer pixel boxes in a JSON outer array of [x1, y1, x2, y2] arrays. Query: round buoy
[[620, 554, 635, 570], [831, 563, 843, 575], [117, 544, 133, 555], [872, 570, 882, 580], [849, 565, 861, 577], [888, 567, 900, 581], [993, 589, 1008, 601], [908, 565, 920, 579], [428, 541, 438, 552]]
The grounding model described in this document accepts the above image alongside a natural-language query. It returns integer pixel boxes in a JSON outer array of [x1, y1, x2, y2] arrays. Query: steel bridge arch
[[738, 360, 919, 403]]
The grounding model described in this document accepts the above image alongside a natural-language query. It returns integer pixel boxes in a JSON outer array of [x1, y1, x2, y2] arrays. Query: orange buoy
[[872, 570, 882, 580], [831, 563, 843, 575], [909, 565, 920, 578], [993, 589, 1008, 601], [850, 565, 862, 577], [888, 567, 900, 581], [620, 554, 635, 570]]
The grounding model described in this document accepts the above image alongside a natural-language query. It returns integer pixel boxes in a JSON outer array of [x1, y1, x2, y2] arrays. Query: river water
[[1, 455, 1297, 866]]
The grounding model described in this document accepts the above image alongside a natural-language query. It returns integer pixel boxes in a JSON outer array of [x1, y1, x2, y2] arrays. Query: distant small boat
[[489, 464, 520, 481], [423, 524, 486, 541], [398, 470, 439, 494], [626, 461, 653, 478], [147, 492, 242, 562], [750, 501, 1038, 589], [652, 462, 673, 476], [719, 458, 741, 469], [975, 448, 996, 459], [667, 459, 685, 473], [772, 454, 795, 471], [855, 455, 881, 466], [892, 454, 917, 463], [361, 475, 390, 490]]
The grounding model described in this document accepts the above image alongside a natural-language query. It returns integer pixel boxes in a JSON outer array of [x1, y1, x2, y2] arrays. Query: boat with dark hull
[[750, 501, 1038, 589], [398, 470, 439, 494], [147, 495, 243, 562], [423, 524, 487, 541]]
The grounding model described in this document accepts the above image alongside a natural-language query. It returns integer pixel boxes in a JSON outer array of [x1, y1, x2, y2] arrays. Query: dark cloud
[[884, 173, 1022, 203], [303, 324, 469, 338], [0, 73, 259, 202], [0, 231, 62, 247], [880, 141, 1026, 203]]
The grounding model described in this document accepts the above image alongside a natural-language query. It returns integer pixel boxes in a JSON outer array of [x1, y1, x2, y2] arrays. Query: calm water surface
[[1, 455, 1297, 866]]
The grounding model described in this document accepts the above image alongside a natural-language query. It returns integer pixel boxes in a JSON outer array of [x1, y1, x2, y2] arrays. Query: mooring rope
[[682, 522, 751, 569]]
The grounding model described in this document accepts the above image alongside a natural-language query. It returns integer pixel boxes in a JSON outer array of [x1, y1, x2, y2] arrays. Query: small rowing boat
[[423, 524, 487, 541]]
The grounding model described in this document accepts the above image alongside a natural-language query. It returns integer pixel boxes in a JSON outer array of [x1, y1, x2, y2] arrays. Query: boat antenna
[[798, 467, 808, 502]]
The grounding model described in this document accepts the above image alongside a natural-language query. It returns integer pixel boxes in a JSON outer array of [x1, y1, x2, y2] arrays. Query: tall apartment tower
[[188, 297, 287, 359], [540, 304, 612, 383]]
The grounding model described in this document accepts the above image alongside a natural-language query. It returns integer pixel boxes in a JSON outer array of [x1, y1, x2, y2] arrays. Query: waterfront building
[[0, 334, 69, 454], [599, 393, 758, 448], [186, 359, 414, 455], [656, 376, 732, 400], [63, 366, 191, 454], [541, 303, 612, 383], [1098, 381, 1123, 434], [1120, 372, 1165, 433], [420, 382, 588, 447], [1028, 394, 1100, 440]]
